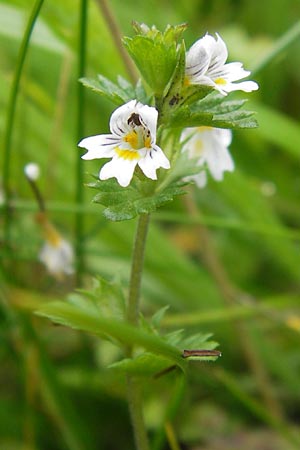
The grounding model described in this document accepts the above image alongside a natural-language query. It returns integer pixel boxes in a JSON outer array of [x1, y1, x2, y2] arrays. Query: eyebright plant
[[37, 23, 259, 450]]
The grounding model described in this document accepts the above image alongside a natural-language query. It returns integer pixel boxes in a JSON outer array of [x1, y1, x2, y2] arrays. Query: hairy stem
[[127, 213, 150, 325], [126, 213, 151, 450]]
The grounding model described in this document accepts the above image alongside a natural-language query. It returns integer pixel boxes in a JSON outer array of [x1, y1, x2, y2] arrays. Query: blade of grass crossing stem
[[76, 0, 88, 285]]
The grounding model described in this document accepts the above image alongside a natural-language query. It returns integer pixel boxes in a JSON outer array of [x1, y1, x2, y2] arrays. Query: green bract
[[123, 23, 187, 97]]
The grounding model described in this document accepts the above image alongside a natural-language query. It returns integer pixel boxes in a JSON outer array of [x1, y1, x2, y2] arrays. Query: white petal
[[185, 170, 207, 188], [194, 170, 207, 188], [109, 100, 137, 136], [222, 80, 259, 93], [79, 134, 117, 159], [100, 157, 138, 187], [205, 145, 234, 180], [210, 61, 250, 81], [186, 43, 210, 80], [138, 146, 170, 180], [207, 33, 228, 70], [214, 128, 232, 147], [135, 103, 158, 143]]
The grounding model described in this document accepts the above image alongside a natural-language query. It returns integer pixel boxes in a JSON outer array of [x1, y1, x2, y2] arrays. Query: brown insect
[[128, 113, 142, 126], [182, 349, 222, 358]]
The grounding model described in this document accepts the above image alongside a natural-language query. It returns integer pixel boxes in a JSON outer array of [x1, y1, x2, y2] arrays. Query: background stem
[[75, 0, 88, 286], [2, 0, 44, 249]]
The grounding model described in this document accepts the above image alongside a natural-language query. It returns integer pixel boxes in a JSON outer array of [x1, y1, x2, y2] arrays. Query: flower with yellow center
[[185, 33, 258, 95], [79, 100, 170, 187], [181, 126, 234, 188]]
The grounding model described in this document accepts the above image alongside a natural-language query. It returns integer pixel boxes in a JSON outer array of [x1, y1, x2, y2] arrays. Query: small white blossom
[[181, 126, 234, 188], [185, 33, 259, 95], [79, 100, 170, 187], [24, 162, 40, 181], [38, 219, 74, 279]]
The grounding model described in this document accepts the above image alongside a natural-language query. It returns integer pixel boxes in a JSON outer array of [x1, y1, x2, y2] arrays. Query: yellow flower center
[[122, 127, 152, 152], [198, 126, 213, 132], [192, 139, 204, 157], [123, 130, 138, 149], [184, 76, 191, 87], [115, 148, 140, 160], [214, 77, 227, 85]]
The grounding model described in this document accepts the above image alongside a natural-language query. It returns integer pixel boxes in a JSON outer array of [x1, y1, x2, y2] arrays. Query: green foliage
[[80, 75, 149, 106], [87, 177, 187, 221], [169, 93, 258, 129], [123, 23, 187, 96]]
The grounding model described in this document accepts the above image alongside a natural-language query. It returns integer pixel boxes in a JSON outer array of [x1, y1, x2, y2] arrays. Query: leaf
[[35, 301, 185, 370], [88, 178, 187, 221], [109, 352, 174, 377], [75, 276, 126, 321], [123, 24, 186, 98], [169, 93, 258, 129], [79, 75, 148, 106]]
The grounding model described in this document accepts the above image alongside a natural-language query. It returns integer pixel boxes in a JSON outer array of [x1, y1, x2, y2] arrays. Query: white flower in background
[[38, 217, 74, 279], [181, 126, 234, 188], [185, 33, 259, 95], [79, 100, 170, 187], [24, 162, 40, 181]]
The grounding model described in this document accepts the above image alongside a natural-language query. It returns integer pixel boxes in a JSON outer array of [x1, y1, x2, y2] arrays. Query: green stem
[[127, 213, 150, 325], [76, 0, 88, 285], [126, 376, 150, 450], [126, 213, 151, 450], [2, 0, 44, 248]]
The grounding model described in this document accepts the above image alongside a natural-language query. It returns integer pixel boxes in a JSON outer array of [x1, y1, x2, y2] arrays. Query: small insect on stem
[[182, 349, 222, 358]]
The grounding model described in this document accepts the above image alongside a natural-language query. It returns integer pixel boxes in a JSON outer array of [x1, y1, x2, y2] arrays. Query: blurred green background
[[1, 0, 300, 449]]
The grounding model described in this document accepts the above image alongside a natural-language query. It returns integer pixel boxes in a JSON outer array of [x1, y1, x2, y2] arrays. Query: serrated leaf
[[79, 75, 144, 106], [123, 35, 177, 96], [170, 99, 258, 130], [151, 305, 170, 329], [88, 178, 187, 222], [35, 301, 185, 369], [109, 352, 173, 377], [71, 277, 126, 321]]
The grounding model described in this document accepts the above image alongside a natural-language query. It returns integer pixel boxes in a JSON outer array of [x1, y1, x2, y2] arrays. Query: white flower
[[181, 126, 234, 188], [79, 100, 170, 187], [38, 219, 74, 279], [24, 162, 40, 181], [185, 33, 259, 95]]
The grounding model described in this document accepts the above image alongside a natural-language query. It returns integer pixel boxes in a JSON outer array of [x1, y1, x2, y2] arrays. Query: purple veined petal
[[208, 33, 228, 69], [79, 134, 117, 160], [186, 43, 210, 80], [138, 145, 170, 180], [151, 145, 171, 169], [134, 103, 159, 144], [109, 100, 137, 136], [100, 156, 138, 187]]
